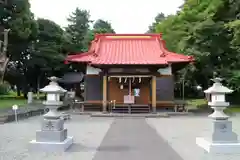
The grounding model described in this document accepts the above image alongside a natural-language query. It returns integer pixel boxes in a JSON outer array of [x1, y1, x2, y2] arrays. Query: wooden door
[[108, 78, 127, 104]]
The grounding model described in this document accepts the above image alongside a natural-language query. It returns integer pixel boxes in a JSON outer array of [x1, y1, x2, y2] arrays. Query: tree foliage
[[32, 18, 66, 70], [153, 0, 240, 101], [85, 19, 116, 45], [147, 13, 165, 33], [93, 19, 115, 34], [0, 3, 116, 96], [65, 8, 91, 53]]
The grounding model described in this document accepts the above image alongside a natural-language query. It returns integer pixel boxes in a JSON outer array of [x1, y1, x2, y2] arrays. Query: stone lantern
[[204, 77, 233, 120], [30, 76, 73, 152], [196, 77, 240, 155]]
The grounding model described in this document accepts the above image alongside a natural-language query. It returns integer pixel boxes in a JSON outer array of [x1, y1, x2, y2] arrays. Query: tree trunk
[[0, 29, 10, 84], [17, 86, 21, 96], [0, 57, 9, 84], [36, 72, 42, 99]]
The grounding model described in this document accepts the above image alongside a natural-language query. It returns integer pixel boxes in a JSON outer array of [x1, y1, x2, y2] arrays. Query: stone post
[[27, 91, 33, 104], [196, 77, 240, 158], [30, 76, 73, 152]]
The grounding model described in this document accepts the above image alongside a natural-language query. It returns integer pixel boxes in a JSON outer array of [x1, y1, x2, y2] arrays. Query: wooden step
[[83, 104, 102, 111], [131, 110, 150, 113], [111, 105, 150, 114]]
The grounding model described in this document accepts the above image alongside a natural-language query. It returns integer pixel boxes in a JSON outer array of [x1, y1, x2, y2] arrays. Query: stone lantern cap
[[204, 77, 233, 94], [40, 76, 67, 93]]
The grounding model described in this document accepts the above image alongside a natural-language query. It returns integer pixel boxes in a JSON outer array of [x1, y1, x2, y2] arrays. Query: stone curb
[[0, 107, 45, 124], [65, 111, 92, 115], [167, 112, 194, 116], [89, 112, 195, 118]]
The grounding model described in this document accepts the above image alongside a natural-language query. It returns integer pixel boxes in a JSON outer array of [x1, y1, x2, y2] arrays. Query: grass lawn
[[0, 99, 27, 109], [187, 99, 207, 108], [186, 98, 240, 113], [226, 106, 240, 113], [0, 92, 44, 109]]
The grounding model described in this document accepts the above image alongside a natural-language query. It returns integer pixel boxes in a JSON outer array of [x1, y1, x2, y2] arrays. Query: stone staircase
[[131, 104, 151, 113], [111, 104, 150, 114]]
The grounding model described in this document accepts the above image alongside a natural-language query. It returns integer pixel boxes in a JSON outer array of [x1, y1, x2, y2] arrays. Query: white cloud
[[30, 0, 183, 33]]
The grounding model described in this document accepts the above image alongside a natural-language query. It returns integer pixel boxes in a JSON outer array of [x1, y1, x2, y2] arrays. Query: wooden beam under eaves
[[0, 0, 8, 5]]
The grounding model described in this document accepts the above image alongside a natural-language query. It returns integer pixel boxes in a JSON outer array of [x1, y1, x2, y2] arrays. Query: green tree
[[0, 0, 38, 96], [93, 19, 115, 34], [85, 19, 116, 44], [147, 13, 165, 33], [27, 18, 69, 95], [155, 0, 240, 101], [65, 8, 91, 53]]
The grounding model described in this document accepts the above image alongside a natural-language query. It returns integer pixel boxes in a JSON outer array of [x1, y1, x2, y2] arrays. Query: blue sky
[[30, 0, 183, 33]]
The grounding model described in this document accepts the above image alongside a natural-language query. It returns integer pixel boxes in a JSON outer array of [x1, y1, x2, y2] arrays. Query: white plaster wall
[[157, 65, 172, 75], [86, 65, 172, 75], [108, 68, 124, 73], [108, 68, 150, 73], [86, 65, 101, 75]]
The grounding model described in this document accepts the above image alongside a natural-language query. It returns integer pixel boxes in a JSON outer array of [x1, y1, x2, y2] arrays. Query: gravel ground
[[2, 113, 240, 160], [146, 116, 240, 160], [0, 115, 113, 160]]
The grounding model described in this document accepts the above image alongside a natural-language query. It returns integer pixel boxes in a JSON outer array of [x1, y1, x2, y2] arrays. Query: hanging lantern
[[120, 84, 123, 89]]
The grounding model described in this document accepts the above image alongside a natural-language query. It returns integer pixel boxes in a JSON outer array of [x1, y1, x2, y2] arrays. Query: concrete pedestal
[[196, 137, 240, 154], [30, 136, 73, 152], [196, 119, 240, 154], [210, 119, 238, 143], [29, 114, 73, 152]]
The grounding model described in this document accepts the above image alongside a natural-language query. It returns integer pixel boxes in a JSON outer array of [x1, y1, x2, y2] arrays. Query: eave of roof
[[65, 34, 194, 65]]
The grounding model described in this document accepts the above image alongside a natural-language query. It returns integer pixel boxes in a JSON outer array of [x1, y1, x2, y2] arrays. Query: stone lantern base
[[196, 119, 240, 154], [196, 137, 240, 154], [29, 115, 73, 152], [30, 136, 73, 152]]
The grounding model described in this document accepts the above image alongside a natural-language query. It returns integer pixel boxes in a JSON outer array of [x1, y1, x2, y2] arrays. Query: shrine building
[[65, 34, 194, 113]]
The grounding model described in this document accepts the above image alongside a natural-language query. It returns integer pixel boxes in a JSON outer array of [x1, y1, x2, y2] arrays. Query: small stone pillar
[[29, 76, 73, 152], [196, 77, 240, 156], [27, 91, 33, 104]]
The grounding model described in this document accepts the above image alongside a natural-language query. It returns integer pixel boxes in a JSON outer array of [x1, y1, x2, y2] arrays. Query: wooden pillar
[[152, 76, 157, 113], [102, 75, 107, 113], [129, 78, 131, 95]]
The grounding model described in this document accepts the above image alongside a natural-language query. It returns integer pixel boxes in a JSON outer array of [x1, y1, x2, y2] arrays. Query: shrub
[[0, 82, 11, 95]]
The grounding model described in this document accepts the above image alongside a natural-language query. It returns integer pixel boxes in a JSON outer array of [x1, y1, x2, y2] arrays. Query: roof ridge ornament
[[157, 38, 166, 57], [204, 77, 233, 94], [211, 77, 223, 83], [92, 38, 101, 57], [48, 76, 60, 82]]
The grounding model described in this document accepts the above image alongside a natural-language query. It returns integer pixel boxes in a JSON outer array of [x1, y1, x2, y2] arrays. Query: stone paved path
[[93, 118, 183, 160]]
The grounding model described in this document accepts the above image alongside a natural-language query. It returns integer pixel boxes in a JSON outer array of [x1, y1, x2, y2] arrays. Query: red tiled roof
[[65, 34, 194, 65]]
